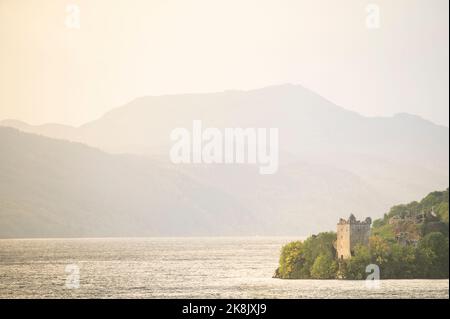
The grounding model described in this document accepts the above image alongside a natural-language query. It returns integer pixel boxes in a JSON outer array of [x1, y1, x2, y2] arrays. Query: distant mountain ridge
[[0, 84, 448, 237], [2, 84, 448, 172]]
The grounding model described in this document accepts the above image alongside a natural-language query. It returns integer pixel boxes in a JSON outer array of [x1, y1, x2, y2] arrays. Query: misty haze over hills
[[0, 85, 448, 237]]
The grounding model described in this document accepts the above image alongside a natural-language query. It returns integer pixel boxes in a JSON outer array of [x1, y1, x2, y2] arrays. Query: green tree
[[276, 241, 308, 279], [417, 232, 449, 278], [384, 244, 417, 278], [369, 235, 391, 267], [341, 245, 371, 280], [275, 232, 337, 279], [436, 202, 449, 225], [310, 254, 338, 279]]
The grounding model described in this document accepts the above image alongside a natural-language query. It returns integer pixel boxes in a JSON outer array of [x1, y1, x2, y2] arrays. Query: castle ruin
[[336, 214, 371, 260]]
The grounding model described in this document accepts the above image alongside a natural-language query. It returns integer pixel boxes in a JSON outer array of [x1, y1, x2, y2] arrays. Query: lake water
[[0, 237, 448, 299]]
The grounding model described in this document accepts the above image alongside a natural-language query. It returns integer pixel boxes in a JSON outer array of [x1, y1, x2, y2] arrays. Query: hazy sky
[[0, 0, 448, 126]]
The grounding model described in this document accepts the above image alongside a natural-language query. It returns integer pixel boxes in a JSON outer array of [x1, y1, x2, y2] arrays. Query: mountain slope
[[0, 127, 404, 237], [0, 127, 259, 237]]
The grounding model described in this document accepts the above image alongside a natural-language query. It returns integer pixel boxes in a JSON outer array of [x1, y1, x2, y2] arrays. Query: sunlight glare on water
[[0, 237, 448, 299]]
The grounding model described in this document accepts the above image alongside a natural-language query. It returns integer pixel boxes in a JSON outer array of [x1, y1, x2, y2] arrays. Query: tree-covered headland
[[274, 189, 449, 279]]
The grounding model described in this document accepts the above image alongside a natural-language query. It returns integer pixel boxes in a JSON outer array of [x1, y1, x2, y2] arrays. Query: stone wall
[[336, 214, 371, 260]]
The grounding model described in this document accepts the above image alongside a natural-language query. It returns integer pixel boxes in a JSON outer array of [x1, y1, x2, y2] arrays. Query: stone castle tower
[[336, 214, 371, 260]]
